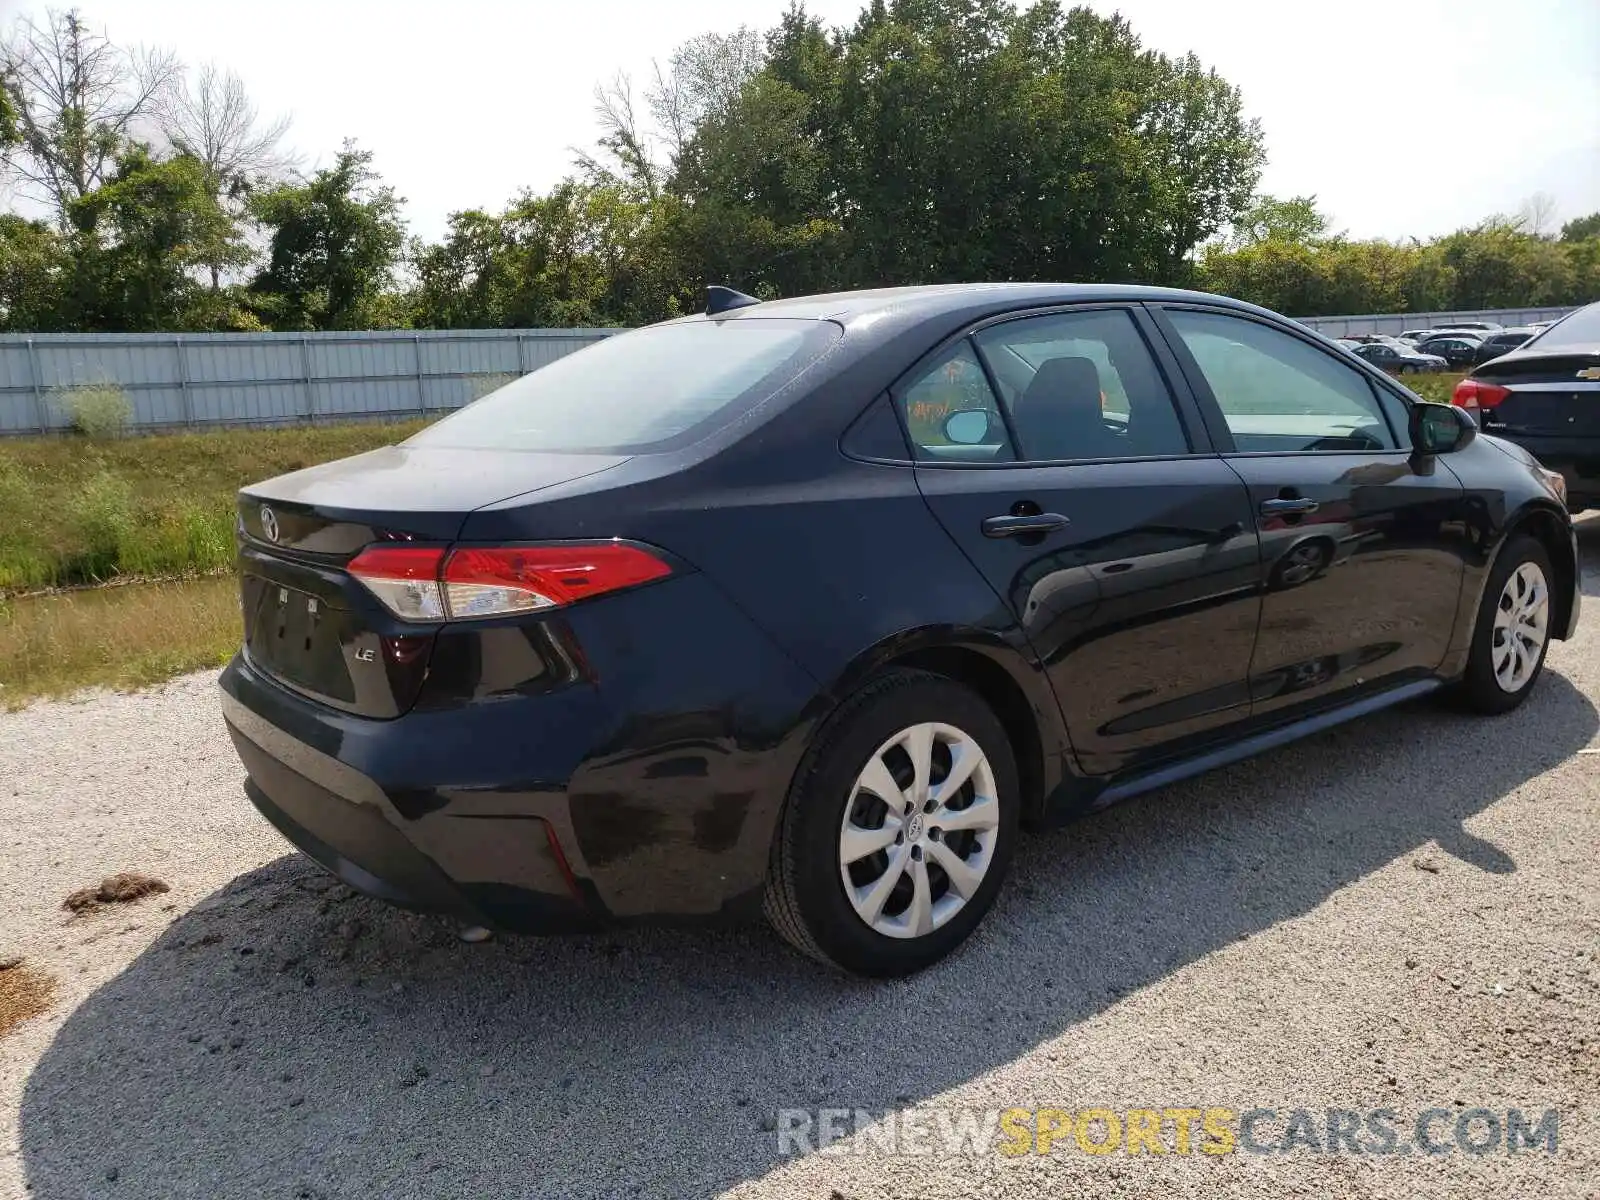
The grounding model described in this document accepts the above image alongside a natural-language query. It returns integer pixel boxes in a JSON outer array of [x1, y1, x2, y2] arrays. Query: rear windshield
[[1531, 304, 1600, 348], [409, 318, 839, 453]]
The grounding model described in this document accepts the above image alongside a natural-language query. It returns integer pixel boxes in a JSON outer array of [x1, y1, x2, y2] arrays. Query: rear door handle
[[982, 513, 1071, 538], [1259, 497, 1319, 517]]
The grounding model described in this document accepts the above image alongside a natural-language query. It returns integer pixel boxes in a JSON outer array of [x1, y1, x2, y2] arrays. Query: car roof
[[672, 282, 1263, 328]]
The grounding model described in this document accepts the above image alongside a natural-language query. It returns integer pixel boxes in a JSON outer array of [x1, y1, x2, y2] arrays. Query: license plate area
[[1499, 392, 1600, 436], [244, 576, 356, 703]]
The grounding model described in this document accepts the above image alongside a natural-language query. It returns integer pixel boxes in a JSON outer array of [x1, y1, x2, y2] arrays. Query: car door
[[900, 304, 1263, 777], [1150, 304, 1467, 720]]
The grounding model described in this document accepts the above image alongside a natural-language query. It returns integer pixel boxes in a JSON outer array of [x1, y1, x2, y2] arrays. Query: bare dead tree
[[574, 72, 659, 200], [1516, 192, 1560, 239], [158, 62, 293, 193], [571, 30, 764, 197], [157, 61, 295, 287], [646, 28, 763, 168], [0, 8, 180, 226]]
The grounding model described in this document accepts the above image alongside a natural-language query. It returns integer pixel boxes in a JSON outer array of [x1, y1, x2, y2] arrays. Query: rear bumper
[[218, 571, 820, 932], [222, 658, 600, 932]]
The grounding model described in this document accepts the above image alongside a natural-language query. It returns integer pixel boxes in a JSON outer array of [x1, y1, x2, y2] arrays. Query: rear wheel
[[1454, 534, 1554, 714], [764, 670, 1019, 977]]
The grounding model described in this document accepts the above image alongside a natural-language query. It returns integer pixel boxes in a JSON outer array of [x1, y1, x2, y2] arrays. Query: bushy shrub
[[54, 385, 134, 439], [65, 472, 135, 581]]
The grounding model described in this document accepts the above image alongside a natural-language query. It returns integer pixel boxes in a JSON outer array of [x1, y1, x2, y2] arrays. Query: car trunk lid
[[236, 445, 629, 716], [1474, 351, 1600, 437]]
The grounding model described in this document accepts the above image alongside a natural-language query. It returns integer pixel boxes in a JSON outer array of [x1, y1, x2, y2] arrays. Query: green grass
[[0, 575, 242, 708], [1399, 372, 1463, 404], [0, 420, 427, 595]]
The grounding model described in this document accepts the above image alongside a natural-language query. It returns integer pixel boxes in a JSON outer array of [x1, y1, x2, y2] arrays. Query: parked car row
[[1347, 340, 1449, 373], [1333, 320, 1556, 369]]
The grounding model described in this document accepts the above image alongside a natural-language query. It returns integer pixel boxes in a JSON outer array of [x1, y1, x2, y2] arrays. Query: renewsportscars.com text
[[776, 1105, 1561, 1158]]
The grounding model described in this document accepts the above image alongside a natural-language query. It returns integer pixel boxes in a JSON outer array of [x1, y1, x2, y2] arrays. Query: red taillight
[[347, 541, 672, 622], [348, 545, 449, 621], [444, 544, 672, 617], [1452, 378, 1510, 410]]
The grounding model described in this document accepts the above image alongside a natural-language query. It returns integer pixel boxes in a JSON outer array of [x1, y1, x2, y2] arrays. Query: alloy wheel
[[837, 722, 1000, 939], [1492, 561, 1549, 693]]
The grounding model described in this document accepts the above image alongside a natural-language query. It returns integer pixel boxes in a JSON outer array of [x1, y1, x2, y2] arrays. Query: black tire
[[763, 669, 1020, 977], [1453, 533, 1555, 714]]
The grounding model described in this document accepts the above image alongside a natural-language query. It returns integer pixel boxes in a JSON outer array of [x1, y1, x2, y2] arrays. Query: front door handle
[[1259, 497, 1319, 517], [982, 513, 1071, 538]]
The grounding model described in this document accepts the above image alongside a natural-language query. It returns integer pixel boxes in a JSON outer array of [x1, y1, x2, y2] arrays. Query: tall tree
[[0, 8, 179, 227], [249, 143, 406, 330], [1561, 212, 1600, 243], [66, 144, 247, 330], [0, 212, 70, 330], [1227, 195, 1331, 248], [411, 179, 656, 329], [0, 77, 19, 157], [670, 0, 1264, 292], [156, 61, 293, 287]]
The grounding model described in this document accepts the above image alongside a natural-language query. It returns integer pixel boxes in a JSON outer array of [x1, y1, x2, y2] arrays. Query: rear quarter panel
[[1438, 436, 1579, 673]]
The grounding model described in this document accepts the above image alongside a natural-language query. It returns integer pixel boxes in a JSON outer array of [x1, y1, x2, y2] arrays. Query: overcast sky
[[6, 0, 1599, 243]]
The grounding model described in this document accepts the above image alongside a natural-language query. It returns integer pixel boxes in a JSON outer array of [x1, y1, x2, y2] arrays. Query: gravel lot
[[2, 522, 1598, 1200]]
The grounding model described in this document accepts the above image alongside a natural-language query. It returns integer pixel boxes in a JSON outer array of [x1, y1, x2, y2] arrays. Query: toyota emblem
[[259, 504, 280, 544]]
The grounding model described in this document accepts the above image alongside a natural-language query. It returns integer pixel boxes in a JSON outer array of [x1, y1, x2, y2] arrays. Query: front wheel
[[764, 669, 1019, 977], [1454, 534, 1554, 714]]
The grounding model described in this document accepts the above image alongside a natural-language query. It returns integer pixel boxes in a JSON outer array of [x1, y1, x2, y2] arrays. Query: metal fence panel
[[0, 328, 617, 434]]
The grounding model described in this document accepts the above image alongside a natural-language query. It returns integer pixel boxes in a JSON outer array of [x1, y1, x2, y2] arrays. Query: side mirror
[[943, 409, 993, 445], [1410, 401, 1477, 455]]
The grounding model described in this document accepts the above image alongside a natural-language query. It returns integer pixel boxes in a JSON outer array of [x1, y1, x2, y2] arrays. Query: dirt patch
[[63, 871, 171, 915], [0, 961, 55, 1038]]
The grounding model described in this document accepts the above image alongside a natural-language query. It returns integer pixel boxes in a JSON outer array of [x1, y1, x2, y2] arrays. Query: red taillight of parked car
[[346, 545, 450, 621], [1452, 378, 1510, 411], [348, 542, 673, 621]]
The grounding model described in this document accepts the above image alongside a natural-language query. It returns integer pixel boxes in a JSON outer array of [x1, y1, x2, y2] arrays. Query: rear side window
[[897, 342, 1017, 463], [1535, 304, 1600, 347], [1166, 309, 1398, 453], [410, 319, 839, 453]]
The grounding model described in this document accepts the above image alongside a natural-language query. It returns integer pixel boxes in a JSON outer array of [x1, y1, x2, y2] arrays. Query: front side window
[[1165, 309, 1399, 453], [410, 318, 840, 453], [971, 308, 1191, 461]]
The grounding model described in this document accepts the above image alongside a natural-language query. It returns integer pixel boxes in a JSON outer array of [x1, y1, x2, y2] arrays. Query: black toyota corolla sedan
[[221, 283, 1580, 977]]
